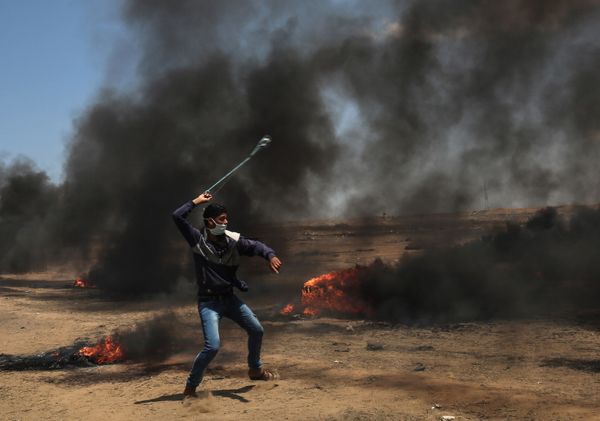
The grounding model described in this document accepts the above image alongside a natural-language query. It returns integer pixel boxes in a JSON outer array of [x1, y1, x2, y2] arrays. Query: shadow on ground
[[134, 385, 256, 404], [42, 362, 190, 386], [540, 357, 600, 373]]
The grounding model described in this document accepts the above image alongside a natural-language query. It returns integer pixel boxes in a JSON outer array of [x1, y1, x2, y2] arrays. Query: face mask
[[208, 219, 227, 235]]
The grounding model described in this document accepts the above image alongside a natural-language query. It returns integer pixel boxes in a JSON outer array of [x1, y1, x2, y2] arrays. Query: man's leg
[[227, 295, 264, 370], [186, 302, 221, 391]]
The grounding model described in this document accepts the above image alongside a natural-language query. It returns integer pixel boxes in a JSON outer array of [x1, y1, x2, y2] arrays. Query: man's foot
[[248, 367, 279, 381], [183, 385, 197, 397]]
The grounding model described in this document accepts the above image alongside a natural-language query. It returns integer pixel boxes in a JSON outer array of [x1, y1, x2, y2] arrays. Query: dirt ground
[[1, 206, 600, 420]]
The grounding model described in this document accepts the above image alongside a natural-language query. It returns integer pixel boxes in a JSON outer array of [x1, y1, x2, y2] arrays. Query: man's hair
[[203, 203, 227, 220]]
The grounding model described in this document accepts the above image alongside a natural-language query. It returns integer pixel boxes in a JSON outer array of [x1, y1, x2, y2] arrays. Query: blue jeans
[[186, 295, 264, 388]]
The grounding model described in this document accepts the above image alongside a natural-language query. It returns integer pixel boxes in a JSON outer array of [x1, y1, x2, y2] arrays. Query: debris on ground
[[413, 345, 435, 351], [366, 342, 384, 351]]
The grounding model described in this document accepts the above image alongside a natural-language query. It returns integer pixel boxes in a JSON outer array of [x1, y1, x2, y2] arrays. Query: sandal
[[248, 367, 279, 381]]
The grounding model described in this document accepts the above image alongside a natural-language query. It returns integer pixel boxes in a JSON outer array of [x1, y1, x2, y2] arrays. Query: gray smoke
[[1, 0, 599, 293]]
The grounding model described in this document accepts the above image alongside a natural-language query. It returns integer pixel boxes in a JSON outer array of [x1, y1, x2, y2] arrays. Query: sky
[[1, 0, 598, 212], [0, 0, 124, 182]]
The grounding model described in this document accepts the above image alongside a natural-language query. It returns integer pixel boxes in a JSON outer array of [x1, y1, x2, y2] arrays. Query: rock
[[345, 324, 355, 333], [413, 362, 426, 371], [440, 416, 455, 421], [366, 342, 384, 351], [334, 347, 350, 352]]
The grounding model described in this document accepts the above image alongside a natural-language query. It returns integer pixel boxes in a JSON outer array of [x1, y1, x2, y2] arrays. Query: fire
[[78, 336, 124, 364], [73, 278, 96, 288], [280, 303, 295, 315], [279, 266, 374, 317], [301, 266, 372, 316], [279, 265, 373, 317]]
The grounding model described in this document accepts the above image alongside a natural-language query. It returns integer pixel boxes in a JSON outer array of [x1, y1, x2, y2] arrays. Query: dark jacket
[[172, 200, 275, 295]]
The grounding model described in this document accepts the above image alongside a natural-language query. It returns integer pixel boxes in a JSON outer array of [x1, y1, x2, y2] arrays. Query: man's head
[[203, 203, 228, 233]]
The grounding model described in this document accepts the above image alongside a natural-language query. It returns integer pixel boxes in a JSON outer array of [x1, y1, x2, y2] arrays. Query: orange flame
[[78, 336, 124, 364], [299, 266, 373, 317], [280, 303, 295, 315], [73, 278, 96, 288]]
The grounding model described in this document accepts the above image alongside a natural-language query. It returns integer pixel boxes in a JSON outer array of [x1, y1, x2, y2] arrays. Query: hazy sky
[[0, 0, 123, 182]]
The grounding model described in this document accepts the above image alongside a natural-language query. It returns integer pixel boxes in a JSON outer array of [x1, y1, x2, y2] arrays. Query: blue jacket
[[172, 200, 276, 295]]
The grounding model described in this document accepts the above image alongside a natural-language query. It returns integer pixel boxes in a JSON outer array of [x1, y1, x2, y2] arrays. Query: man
[[172, 192, 282, 397]]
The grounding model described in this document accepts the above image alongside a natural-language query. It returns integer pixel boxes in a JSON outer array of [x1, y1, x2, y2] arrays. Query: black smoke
[[0, 312, 183, 370], [1, 0, 600, 293], [356, 206, 600, 323], [115, 311, 183, 362], [0, 158, 59, 272]]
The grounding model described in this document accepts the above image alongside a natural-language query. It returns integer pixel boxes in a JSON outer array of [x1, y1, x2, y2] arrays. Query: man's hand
[[269, 256, 282, 274], [192, 192, 213, 205]]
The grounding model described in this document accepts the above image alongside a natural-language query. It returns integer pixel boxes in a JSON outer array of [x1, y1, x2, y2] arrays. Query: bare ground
[[1, 206, 600, 420]]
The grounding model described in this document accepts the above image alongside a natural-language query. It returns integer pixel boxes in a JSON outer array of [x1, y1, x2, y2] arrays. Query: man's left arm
[[237, 236, 283, 273]]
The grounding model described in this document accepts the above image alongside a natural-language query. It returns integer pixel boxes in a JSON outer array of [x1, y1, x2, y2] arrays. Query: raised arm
[[172, 192, 212, 247]]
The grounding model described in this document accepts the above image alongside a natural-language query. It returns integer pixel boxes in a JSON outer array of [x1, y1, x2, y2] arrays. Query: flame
[[302, 306, 319, 316], [73, 278, 96, 288], [78, 336, 124, 364], [280, 303, 295, 315], [299, 266, 373, 317]]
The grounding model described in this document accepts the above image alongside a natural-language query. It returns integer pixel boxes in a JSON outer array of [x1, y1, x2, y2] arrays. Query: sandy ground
[[1, 206, 600, 420]]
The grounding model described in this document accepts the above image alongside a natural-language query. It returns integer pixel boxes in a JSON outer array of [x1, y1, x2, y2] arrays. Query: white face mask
[[208, 218, 227, 235]]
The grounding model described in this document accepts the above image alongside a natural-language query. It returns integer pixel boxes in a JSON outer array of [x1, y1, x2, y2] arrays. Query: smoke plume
[[0, 312, 183, 370], [1, 0, 600, 293], [355, 206, 600, 323], [115, 312, 182, 362], [0, 158, 59, 272]]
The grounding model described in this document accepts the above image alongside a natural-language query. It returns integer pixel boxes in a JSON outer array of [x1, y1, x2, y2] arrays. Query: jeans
[[186, 295, 264, 388]]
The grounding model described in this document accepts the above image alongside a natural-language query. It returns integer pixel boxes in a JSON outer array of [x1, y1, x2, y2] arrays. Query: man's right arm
[[172, 192, 212, 247]]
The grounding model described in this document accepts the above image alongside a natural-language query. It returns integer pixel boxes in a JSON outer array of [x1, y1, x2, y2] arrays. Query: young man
[[172, 192, 282, 397]]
